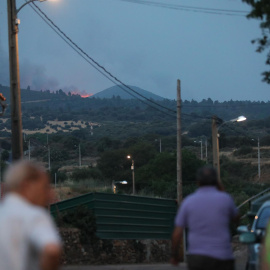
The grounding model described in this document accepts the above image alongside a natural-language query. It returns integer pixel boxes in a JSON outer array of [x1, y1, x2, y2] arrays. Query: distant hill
[[92, 85, 166, 101]]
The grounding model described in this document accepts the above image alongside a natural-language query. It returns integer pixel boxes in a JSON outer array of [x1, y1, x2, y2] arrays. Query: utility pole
[[212, 116, 220, 183], [258, 137, 261, 180], [79, 144, 81, 167], [160, 138, 162, 153], [7, 0, 23, 161], [28, 139, 30, 160], [205, 139, 208, 161], [47, 133, 50, 170], [48, 146, 51, 170], [200, 140, 203, 160], [54, 173, 57, 188], [176, 79, 182, 204]]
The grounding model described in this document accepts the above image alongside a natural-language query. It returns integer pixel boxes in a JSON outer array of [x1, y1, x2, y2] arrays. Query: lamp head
[[121, 181, 128, 185], [127, 155, 131, 159], [236, 116, 247, 122]]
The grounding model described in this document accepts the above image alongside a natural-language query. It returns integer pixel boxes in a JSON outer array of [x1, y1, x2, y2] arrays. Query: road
[[63, 255, 246, 270], [63, 244, 247, 270], [63, 264, 186, 270]]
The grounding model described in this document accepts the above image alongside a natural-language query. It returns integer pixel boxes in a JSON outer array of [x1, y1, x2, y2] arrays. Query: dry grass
[[0, 119, 100, 135]]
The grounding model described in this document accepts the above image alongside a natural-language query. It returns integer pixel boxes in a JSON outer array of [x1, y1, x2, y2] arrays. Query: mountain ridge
[[92, 85, 166, 101]]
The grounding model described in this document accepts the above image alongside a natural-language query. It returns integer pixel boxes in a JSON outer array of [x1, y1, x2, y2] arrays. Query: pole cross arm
[[16, 0, 46, 14]]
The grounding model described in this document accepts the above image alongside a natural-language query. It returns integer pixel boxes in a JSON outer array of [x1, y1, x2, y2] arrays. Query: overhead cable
[[118, 0, 247, 17], [28, 1, 214, 122], [30, 1, 178, 115]]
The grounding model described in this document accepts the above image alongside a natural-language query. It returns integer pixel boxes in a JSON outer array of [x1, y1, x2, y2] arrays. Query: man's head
[[4, 160, 51, 207], [196, 166, 218, 187]]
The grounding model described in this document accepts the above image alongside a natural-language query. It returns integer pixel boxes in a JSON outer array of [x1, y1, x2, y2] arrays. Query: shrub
[[233, 146, 253, 156], [56, 206, 97, 244], [71, 168, 103, 181]]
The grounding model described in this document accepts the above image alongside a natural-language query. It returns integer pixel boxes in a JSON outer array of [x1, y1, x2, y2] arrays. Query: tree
[[243, 0, 270, 83]]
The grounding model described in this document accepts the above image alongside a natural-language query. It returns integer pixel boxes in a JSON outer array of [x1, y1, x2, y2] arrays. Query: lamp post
[[127, 155, 135, 195], [7, 0, 49, 160], [112, 180, 128, 194], [212, 115, 247, 183]]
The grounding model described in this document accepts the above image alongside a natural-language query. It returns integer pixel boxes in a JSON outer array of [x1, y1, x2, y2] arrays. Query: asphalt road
[[63, 264, 187, 270], [63, 257, 245, 270], [62, 244, 248, 270]]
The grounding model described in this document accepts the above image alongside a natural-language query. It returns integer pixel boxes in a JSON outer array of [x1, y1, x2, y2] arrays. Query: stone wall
[[60, 228, 172, 265]]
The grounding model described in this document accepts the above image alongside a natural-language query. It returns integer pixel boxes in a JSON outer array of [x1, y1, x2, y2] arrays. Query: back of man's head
[[4, 160, 46, 192], [196, 166, 218, 187]]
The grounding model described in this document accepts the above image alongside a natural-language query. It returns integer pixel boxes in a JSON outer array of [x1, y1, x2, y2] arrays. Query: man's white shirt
[[0, 193, 61, 270]]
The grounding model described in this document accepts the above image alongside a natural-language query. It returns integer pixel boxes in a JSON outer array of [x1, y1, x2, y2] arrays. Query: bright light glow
[[255, 215, 258, 220], [121, 181, 128, 185], [237, 116, 247, 122], [127, 155, 131, 159]]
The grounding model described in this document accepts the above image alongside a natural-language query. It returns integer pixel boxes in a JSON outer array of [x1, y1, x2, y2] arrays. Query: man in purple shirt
[[171, 167, 239, 270]]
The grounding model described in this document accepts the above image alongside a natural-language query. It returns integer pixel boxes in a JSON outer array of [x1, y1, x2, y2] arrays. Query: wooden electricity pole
[[177, 79, 182, 204], [7, 0, 23, 160]]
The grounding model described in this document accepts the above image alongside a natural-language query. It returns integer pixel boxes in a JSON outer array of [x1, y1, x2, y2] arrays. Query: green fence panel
[[50, 192, 177, 240]]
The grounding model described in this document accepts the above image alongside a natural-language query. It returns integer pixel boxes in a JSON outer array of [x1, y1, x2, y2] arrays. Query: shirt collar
[[197, 186, 218, 192], [4, 193, 31, 206]]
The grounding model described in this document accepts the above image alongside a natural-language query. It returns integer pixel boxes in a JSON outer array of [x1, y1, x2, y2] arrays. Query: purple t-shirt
[[175, 186, 238, 260]]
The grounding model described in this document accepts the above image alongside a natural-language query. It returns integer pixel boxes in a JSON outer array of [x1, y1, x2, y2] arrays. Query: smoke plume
[[0, 40, 59, 90]]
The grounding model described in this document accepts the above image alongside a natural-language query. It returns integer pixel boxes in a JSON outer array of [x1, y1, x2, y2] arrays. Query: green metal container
[[51, 192, 178, 240]]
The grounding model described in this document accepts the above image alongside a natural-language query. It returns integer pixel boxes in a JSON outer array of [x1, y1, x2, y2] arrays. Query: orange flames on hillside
[[70, 90, 93, 98], [81, 94, 93, 98]]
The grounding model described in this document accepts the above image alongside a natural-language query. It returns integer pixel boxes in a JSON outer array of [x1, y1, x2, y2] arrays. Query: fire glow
[[81, 94, 93, 98], [71, 90, 93, 98]]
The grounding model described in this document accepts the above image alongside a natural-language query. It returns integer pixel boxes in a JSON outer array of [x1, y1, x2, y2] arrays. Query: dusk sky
[[0, 0, 269, 101]]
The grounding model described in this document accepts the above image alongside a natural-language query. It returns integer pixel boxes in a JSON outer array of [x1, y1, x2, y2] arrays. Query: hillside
[[2, 84, 270, 140], [92, 85, 166, 101]]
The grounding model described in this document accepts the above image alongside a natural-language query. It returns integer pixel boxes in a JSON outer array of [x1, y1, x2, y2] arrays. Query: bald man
[[0, 160, 62, 270]]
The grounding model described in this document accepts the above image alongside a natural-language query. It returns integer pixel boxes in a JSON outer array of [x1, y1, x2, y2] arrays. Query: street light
[[112, 180, 128, 194], [7, 0, 51, 160], [127, 155, 135, 195], [16, 0, 49, 15], [212, 115, 247, 183]]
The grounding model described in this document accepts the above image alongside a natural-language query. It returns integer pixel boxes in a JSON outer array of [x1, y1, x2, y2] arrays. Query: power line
[[30, 1, 178, 116], [28, 3, 177, 118], [118, 0, 247, 17], [182, 113, 212, 120], [28, 2, 215, 122], [182, 103, 270, 108]]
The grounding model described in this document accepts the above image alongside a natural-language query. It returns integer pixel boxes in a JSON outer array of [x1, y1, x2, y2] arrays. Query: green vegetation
[[0, 86, 268, 212], [56, 206, 97, 244], [242, 0, 270, 83]]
